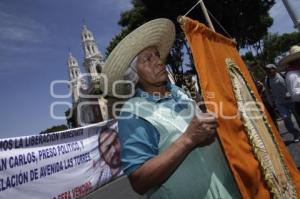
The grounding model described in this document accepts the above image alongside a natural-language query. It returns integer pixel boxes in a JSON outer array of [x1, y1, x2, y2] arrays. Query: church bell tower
[[81, 25, 105, 82], [67, 52, 81, 103]]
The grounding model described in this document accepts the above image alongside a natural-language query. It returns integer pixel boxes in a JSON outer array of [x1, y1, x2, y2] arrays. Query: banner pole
[[282, 0, 300, 32], [199, 0, 215, 32]]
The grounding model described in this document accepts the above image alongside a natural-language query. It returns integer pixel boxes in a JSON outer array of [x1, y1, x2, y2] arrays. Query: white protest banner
[[0, 119, 123, 199]]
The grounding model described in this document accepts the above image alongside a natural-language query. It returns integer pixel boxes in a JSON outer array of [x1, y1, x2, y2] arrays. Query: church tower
[[67, 52, 81, 103], [81, 25, 105, 82]]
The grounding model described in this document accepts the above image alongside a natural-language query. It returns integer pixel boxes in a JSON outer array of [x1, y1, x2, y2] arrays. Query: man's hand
[[128, 112, 218, 194], [183, 112, 218, 149]]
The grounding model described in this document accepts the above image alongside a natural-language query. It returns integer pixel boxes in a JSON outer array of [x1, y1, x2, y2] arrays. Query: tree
[[243, 32, 300, 68], [261, 32, 300, 64], [107, 0, 275, 52], [39, 124, 68, 134], [65, 108, 77, 128], [242, 31, 300, 81], [106, 0, 275, 88]]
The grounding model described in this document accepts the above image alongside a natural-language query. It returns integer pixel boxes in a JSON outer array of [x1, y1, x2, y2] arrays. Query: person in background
[[264, 63, 300, 142], [256, 79, 278, 128], [280, 45, 300, 116]]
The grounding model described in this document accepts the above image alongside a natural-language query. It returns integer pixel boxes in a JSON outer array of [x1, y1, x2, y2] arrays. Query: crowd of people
[[258, 45, 300, 143]]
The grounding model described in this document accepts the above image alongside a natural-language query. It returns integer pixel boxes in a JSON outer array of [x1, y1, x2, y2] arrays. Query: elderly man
[[264, 63, 300, 142], [100, 18, 240, 199], [280, 45, 300, 115]]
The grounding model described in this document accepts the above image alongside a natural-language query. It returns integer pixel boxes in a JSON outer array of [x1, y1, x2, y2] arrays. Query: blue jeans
[[277, 103, 300, 139]]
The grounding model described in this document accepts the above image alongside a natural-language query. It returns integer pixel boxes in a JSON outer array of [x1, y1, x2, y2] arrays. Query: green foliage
[[242, 32, 300, 81], [65, 108, 77, 128], [203, 0, 274, 48], [243, 32, 300, 69], [261, 32, 300, 64], [105, 29, 131, 57], [106, 0, 275, 90], [39, 124, 68, 134], [182, 75, 198, 99], [106, 0, 275, 54]]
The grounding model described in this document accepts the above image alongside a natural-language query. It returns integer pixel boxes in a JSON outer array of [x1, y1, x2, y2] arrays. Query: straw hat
[[279, 45, 300, 67], [99, 18, 175, 97]]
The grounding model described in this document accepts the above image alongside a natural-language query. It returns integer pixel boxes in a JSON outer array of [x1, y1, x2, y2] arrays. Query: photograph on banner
[[0, 119, 123, 199]]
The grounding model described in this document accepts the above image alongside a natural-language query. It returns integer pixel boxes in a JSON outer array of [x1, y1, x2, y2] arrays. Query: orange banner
[[181, 17, 300, 199]]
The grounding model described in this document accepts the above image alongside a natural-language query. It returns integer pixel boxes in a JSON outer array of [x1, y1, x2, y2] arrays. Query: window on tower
[[96, 64, 102, 73]]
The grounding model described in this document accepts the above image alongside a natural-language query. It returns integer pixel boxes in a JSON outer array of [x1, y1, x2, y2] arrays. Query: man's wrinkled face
[[99, 129, 121, 168], [136, 47, 168, 88]]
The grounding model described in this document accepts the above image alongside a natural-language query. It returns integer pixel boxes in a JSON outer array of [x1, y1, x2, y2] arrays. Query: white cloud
[[0, 10, 54, 72], [270, 0, 285, 18], [0, 10, 48, 43]]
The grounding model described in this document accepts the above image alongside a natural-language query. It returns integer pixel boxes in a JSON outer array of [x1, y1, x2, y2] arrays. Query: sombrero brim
[[100, 18, 175, 97], [279, 51, 300, 68]]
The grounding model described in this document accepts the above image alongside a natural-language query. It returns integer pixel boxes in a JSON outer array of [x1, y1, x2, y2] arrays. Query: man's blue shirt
[[118, 83, 191, 175]]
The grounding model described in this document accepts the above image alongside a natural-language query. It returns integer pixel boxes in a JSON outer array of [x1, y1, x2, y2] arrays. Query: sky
[[0, 0, 299, 139]]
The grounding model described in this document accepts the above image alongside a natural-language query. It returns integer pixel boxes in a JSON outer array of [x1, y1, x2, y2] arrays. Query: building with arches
[[66, 25, 107, 127]]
